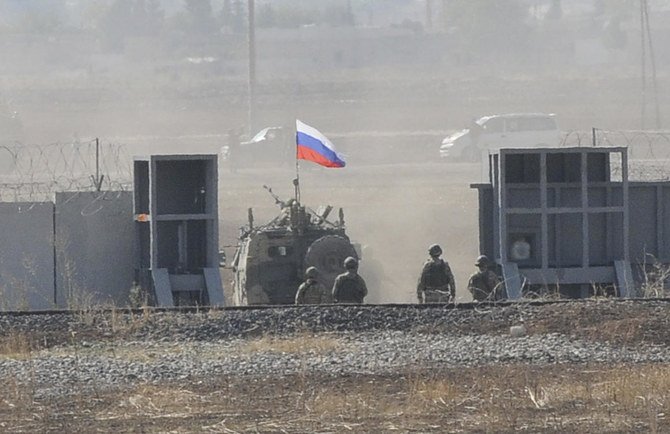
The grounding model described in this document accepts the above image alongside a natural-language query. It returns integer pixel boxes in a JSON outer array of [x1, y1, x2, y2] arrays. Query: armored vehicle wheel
[[304, 235, 358, 291]]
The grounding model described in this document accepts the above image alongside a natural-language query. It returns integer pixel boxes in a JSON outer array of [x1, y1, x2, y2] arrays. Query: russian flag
[[296, 119, 346, 168]]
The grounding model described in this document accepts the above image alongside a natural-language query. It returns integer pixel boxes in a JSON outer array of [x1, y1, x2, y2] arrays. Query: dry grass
[[240, 333, 341, 354], [640, 256, 670, 298], [0, 330, 34, 359], [2, 364, 670, 432]]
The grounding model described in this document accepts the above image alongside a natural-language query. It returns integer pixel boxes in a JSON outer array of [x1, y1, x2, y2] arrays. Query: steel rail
[[2, 297, 670, 318]]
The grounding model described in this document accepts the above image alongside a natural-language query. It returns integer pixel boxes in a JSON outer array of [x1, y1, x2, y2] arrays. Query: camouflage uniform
[[467, 255, 502, 301], [467, 270, 501, 301], [332, 257, 367, 304], [417, 257, 456, 303], [295, 278, 330, 305]]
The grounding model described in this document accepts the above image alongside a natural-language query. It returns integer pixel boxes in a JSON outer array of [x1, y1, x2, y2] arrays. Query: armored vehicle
[[230, 185, 358, 305]]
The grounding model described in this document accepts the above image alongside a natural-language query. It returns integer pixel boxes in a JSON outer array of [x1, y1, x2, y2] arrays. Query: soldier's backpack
[[423, 259, 450, 288]]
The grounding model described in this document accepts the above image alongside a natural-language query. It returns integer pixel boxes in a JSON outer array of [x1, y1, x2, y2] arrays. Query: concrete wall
[[0, 202, 54, 310], [55, 191, 134, 308]]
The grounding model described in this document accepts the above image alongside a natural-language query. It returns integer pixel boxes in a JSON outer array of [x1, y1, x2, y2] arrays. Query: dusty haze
[[1, 0, 669, 302]]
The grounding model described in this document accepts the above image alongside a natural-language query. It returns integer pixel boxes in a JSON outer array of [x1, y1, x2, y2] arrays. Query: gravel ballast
[[2, 300, 670, 397]]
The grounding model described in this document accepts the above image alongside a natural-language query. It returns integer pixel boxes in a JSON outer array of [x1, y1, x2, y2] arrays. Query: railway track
[[2, 297, 670, 318]]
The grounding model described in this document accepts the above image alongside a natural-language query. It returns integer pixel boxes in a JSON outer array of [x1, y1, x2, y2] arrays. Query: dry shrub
[[0, 375, 38, 415], [0, 330, 34, 359], [601, 365, 670, 410], [206, 308, 226, 320], [108, 306, 153, 335], [640, 255, 670, 298], [240, 333, 340, 354], [522, 365, 670, 431], [118, 385, 199, 416], [306, 380, 400, 418], [406, 373, 460, 409]]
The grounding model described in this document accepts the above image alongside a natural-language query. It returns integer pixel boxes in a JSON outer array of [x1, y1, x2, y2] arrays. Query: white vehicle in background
[[439, 113, 561, 162], [220, 126, 290, 167]]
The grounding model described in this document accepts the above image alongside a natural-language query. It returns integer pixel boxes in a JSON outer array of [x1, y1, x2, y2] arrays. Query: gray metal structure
[[472, 146, 670, 298], [133, 154, 223, 307], [55, 191, 134, 308], [0, 202, 54, 310], [0, 192, 134, 310]]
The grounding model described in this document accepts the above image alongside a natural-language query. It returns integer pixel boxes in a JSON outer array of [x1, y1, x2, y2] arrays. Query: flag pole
[[294, 127, 301, 204]]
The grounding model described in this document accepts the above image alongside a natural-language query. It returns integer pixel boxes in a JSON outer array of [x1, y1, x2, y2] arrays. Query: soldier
[[295, 266, 330, 305], [467, 255, 502, 301], [417, 244, 455, 303], [332, 256, 367, 304]]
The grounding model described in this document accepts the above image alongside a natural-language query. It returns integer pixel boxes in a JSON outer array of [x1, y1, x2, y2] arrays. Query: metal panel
[[0, 202, 54, 310], [475, 185, 495, 259], [203, 268, 225, 306], [588, 213, 608, 265], [507, 187, 541, 208], [55, 191, 134, 308], [501, 262, 522, 299], [557, 213, 583, 267], [663, 186, 670, 260], [614, 260, 635, 298], [152, 268, 174, 306], [628, 186, 658, 261], [522, 267, 615, 284], [169, 274, 206, 291]]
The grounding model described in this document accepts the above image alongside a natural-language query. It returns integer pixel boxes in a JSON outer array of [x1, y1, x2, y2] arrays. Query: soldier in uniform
[[332, 257, 367, 304], [467, 255, 502, 301], [295, 266, 330, 305], [417, 244, 455, 303]]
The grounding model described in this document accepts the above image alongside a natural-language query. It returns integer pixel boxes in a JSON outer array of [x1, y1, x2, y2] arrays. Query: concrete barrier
[[55, 191, 134, 308], [0, 202, 54, 310]]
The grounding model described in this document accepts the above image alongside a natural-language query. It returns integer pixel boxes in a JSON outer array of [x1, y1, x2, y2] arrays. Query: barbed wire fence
[[561, 129, 670, 181], [0, 139, 132, 203], [0, 131, 669, 203]]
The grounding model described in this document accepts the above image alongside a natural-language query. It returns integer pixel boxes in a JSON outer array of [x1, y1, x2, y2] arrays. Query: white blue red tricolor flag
[[296, 119, 346, 168]]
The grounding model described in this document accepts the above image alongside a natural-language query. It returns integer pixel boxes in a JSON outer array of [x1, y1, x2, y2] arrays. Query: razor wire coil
[[0, 140, 132, 206], [560, 129, 670, 181]]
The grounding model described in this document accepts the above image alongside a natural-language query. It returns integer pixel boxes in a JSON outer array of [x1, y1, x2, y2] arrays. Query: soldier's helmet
[[428, 244, 442, 256], [305, 266, 319, 278], [475, 255, 490, 266], [344, 256, 358, 270]]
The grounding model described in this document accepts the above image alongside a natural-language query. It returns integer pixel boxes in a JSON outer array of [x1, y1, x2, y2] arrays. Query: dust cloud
[[1, 0, 669, 302]]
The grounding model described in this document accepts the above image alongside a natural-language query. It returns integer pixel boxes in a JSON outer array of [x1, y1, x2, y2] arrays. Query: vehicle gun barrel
[[263, 184, 287, 208]]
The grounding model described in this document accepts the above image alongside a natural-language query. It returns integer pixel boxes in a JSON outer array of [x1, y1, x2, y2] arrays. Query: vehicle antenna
[[294, 128, 301, 203], [293, 177, 300, 204]]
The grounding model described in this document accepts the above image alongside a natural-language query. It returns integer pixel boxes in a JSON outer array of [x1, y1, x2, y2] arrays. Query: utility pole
[[639, 0, 662, 130], [247, 0, 256, 136], [640, 0, 647, 129], [91, 137, 104, 191], [426, 0, 433, 30]]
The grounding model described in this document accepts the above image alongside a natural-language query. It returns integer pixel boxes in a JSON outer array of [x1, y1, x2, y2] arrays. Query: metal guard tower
[[133, 154, 224, 307], [472, 147, 670, 298]]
